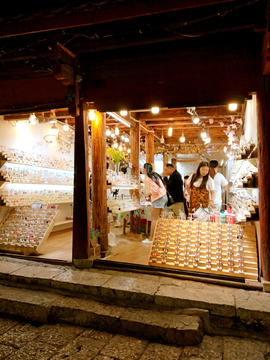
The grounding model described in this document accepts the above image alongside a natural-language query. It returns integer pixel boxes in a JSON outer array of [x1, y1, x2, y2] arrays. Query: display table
[[148, 218, 258, 281]]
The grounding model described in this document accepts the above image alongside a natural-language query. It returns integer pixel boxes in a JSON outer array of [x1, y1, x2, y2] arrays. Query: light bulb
[[28, 113, 37, 125], [119, 144, 123, 151], [204, 137, 211, 144], [127, 148, 131, 153], [229, 103, 237, 111], [201, 129, 207, 138], [113, 142, 118, 148], [180, 132, 185, 143], [192, 116, 200, 124], [115, 126, 119, 135], [89, 110, 95, 121], [50, 124, 58, 136], [120, 110, 128, 116], [125, 137, 129, 143], [63, 119, 69, 131], [106, 129, 111, 136], [151, 107, 159, 114], [168, 127, 173, 136], [111, 133, 116, 138]]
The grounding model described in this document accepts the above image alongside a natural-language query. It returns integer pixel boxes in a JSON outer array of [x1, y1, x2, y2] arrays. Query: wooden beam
[[54, 42, 75, 68], [54, 64, 74, 85], [257, 74, 270, 281], [262, 32, 270, 75], [0, 0, 236, 39], [92, 111, 108, 255], [73, 88, 90, 260]]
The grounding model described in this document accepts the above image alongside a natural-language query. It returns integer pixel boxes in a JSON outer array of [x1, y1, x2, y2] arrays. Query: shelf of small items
[[0, 205, 60, 255], [148, 217, 258, 281]]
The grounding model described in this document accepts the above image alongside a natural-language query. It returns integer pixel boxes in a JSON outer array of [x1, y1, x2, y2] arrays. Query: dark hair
[[209, 160, 219, 179], [184, 175, 189, 179], [143, 163, 164, 187], [165, 163, 174, 168], [190, 161, 210, 189]]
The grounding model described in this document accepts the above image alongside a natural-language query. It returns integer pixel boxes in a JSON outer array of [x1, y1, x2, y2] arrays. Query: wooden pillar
[[172, 158, 177, 168], [257, 75, 270, 281], [92, 112, 108, 253], [146, 131, 154, 165], [73, 88, 90, 260], [130, 121, 140, 233], [163, 153, 168, 169]]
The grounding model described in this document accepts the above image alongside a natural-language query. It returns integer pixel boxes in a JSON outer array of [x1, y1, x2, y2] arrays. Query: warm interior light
[[120, 110, 128, 116], [221, 159, 224, 166], [168, 127, 173, 136], [180, 131, 185, 143], [201, 128, 207, 139], [119, 144, 123, 151], [28, 113, 37, 125], [111, 133, 116, 138], [127, 148, 131, 153], [121, 135, 125, 141], [229, 103, 237, 111], [125, 137, 129, 143], [49, 110, 57, 123], [113, 142, 118, 148], [115, 126, 119, 135], [204, 136, 211, 144], [63, 119, 69, 131], [50, 124, 59, 136], [192, 116, 200, 124], [106, 128, 111, 136], [89, 110, 95, 121], [151, 107, 159, 114]]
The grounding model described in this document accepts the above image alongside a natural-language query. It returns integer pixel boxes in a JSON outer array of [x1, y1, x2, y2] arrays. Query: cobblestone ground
[[0, 316, 270, 360]]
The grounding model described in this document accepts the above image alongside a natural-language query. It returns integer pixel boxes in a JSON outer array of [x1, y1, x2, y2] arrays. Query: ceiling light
[[204, 132, 211, 143], [111, 133, 116, 138], [63, 119, 69, 131], [49, 110, 57, 123], [115, 126, 119, 135], [119, 144, 123, 151], [120, 110, 128, 116], [201, 128, 207, 139], [229, 103, 237, 111], [121, 135, 125, 141], [151, 107, 159, 114], [127, 148, 131, 153], [89, 110, 95, 121], [192, 115, 200, 124], [168, 126, 173, 137], [180, 131, 185, 143], [113, 142, 118, 148], [106, 128, 111, 136], [125, 137, 129, 143], [50, 124, 58, 136], [28, 113, 37, 125]]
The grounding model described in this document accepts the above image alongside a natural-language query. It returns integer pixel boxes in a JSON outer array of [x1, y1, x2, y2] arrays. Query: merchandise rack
[[0, 206, 60, 255], [148, 218, 258, 281]]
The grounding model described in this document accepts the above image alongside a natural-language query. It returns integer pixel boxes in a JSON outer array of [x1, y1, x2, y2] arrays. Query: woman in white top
[[209, 160, 228, 212], [186, 161, 215, 214]]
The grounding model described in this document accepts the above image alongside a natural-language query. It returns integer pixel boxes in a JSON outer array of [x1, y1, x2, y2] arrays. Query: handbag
[[166, 190, 175, 207]]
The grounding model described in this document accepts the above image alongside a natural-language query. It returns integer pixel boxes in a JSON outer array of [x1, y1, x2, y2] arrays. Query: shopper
[[186, 161, 215, 214], [183, 175, 190, 217], [162, 163, 184, 218], [209, 160, 228, 212], [142, 163, 167, 241]]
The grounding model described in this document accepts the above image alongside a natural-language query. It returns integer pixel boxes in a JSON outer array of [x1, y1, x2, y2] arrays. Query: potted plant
[[106, 147, 127, 175], [90, 227, 101, 247]]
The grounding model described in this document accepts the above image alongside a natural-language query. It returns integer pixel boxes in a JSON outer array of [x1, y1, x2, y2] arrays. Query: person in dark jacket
[[162, 163, 184, 218]]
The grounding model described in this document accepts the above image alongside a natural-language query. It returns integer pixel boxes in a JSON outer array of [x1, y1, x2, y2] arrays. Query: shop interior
[[0, 97, 259, 282]]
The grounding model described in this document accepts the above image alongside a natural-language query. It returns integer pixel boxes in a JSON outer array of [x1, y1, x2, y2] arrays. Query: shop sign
[[64, 93, 76, 102]]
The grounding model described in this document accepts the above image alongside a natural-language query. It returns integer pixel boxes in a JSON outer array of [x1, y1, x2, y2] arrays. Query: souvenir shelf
[[229, 158, 259, 222], [148, 218, 258, 281], [0, 205, 60, 255]]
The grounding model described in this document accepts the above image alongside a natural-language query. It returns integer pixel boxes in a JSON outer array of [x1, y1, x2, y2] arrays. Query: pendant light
[[115, 125, 119, 135], [106, 128, 111, 136], [180, 131, 185, 143], [168, 125, 173, 137], [201, 127, 207, 139], [63, 119, 69, 131], [119, 143, 123, 151], [28, 113, 37, 125], [192, 115, 200, 124], [120, 110, 128, 116], [50, 124, 58, 136], [151, 107, 159, 114]]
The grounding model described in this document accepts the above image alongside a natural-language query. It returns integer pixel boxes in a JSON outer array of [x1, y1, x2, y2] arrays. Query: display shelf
[[148, 219, 258, 281], [0, 206, 60, 255]]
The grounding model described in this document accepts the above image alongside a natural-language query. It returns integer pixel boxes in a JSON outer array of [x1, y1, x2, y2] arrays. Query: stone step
[[0, 284, 204, 346]]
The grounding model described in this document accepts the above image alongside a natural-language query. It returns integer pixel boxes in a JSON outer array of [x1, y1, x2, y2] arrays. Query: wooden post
[[130, 121, 140, 234], [257, 75, 270, 281], [163, 154, 168, 169], [73, 88, 90, 260], [146, 131, 154, 165], [92, 111, 109, 255], [172, 158, 177, 168]]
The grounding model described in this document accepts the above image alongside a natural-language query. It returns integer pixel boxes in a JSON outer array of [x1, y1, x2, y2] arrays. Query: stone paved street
[[0, 316, 270, 360]]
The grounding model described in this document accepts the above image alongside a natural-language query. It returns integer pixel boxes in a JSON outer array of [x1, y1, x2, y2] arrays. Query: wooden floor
[[37, 226, 151, 265]]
